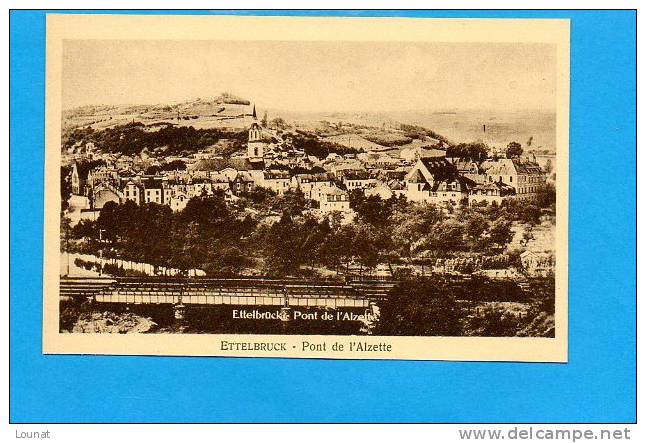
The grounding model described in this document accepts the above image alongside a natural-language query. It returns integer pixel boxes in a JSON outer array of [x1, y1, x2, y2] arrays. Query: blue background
[[10, 10, 636, 423]]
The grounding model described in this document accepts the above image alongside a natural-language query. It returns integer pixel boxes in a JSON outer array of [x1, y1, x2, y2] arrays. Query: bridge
[[59, 276, 397, 310]]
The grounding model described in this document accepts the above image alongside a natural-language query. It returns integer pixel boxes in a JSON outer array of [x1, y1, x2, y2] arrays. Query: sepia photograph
[[43, 15, 569, 360]]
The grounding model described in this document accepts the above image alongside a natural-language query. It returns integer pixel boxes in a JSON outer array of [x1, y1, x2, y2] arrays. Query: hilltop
[[62, 94, 555, 157], [62, 93, 253, 131]]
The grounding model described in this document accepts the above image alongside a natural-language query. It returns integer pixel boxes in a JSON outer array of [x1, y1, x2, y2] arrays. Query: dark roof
[[433, 175, 475, 192], [190, 158, 264, 172], [342, 170, 373, 180], [486, 158, 543, 176], [233, 172, 255, 182], [264, 171, 291, 180], [513, 159, 543, 175], [384, 170, 407, 180], [419, 157, 456, 173], [139, 178, 164, 189], [295, 173, 331, 182], [453, 159, 480, 173]]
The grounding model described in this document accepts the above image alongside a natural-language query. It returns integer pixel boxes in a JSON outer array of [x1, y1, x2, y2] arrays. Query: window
[[510, 176, 513, 182]]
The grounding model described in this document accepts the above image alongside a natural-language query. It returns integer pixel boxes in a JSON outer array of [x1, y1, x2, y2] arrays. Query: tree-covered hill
[[62, 122, 248, 157]]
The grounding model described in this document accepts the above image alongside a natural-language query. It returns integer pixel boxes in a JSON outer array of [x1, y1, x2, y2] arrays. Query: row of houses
[[71, 152, 546, 215], [403, 156, 547, 206], [68, 107, 547, 214], [71, 159, 352, 213]]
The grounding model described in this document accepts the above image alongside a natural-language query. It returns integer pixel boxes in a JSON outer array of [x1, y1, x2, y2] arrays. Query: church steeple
[[247, 103, 264, 159]]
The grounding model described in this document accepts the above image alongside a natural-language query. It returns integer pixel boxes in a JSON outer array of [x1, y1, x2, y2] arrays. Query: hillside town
[[60, 103, 556, 288], [60, 103, 556, 337], [65, 105, 549, 219]]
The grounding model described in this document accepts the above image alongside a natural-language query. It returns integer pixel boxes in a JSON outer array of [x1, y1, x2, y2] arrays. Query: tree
[[464, 212, 490, 244], [352, 222, 382, 274], [446, 142, 489, 160], [299, 216, 331, 270], [60, 215, 73, 255], [60, 166, 72, 211], [242, 187, 276, 211], [430, 219, 466, 252], [145, 165, 162, 175], [488, 218, 514, 248], [263, 214, 304, 276], [535, 182, 556, 209], [136, 203, 174, 270], [205, 245, 250, 277], [317, 223, 357, 274], [374, 277, 463, 336], [71, 219, 96, 240], [390, 202, 444, 262], [519, 204, 542, 226], [351, 194, 395, 227], [270, 117, 287, 130], [543, 158, 553, 174], [160, 159, 187, 171], [271, 188, 307, 217], [466, 306, 522, 336], [169, 221, 205, 273], [506, 141, 523, 158], [261, 111, 268, 127]]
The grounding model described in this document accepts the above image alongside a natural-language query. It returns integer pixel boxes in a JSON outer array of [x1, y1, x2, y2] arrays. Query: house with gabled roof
[[404, 157, 457, 202], [483, 158, 546, 198], [469, 181, 516, 206], [291, 172, 333, 202], [231, 172, 256, 196], [319, 185, 351, 213], [262, 170, 292, 195], [431, 175, 475, 205], [341, 170, 377, 191]]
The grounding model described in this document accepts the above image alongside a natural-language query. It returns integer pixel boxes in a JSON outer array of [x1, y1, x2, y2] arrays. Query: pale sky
[[62, 40, 556, 112]]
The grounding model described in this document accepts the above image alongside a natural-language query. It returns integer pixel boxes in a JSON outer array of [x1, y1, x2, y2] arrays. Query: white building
[[319, 186, 351, 212], [263, 170, 291, 195]]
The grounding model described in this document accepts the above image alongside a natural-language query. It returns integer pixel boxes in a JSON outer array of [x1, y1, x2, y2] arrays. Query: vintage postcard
[[43, 14, 569, 361]]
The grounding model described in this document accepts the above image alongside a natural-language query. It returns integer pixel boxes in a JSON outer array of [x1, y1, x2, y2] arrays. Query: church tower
[[247, 104, 264, 159]]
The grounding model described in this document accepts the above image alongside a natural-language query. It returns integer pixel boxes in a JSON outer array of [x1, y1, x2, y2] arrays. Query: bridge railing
[[59, 276, 395, 304]]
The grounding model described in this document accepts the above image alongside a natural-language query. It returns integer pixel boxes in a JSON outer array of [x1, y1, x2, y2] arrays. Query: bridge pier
[[172, 303, 188, 331], [79, 294, 95, 313], [280, 306, 291, 322], [279, 290, 292, 322], [173, 303, 186, 320]]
